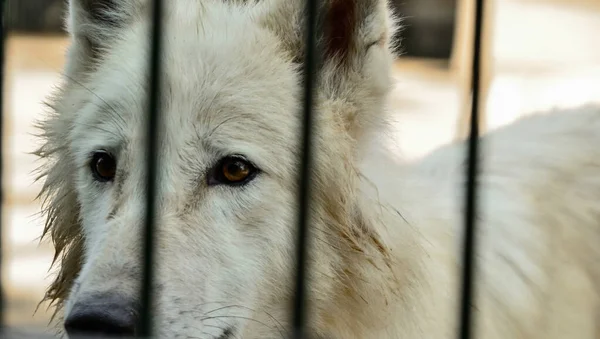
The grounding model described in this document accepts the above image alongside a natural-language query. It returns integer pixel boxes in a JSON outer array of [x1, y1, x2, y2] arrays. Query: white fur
[[35, 0, 600, 338]]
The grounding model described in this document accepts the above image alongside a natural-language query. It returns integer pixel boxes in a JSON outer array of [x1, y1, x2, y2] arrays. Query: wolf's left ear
[[66, 0, 138, 66], [262, 0, 396, 65], [260, 0, 398, 142], [318, 0, 395, 69]]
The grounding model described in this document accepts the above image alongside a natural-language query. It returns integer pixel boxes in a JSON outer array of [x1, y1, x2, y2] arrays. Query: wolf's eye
[[90, 151, 117, 182], [208, 155, 258, 186]]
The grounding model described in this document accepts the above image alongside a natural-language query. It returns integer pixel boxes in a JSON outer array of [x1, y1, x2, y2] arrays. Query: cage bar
[[457, 0, 485, 338], [292, 0, 320, 338], [139, 0, 164, 336], [0, 0, 6, 330]]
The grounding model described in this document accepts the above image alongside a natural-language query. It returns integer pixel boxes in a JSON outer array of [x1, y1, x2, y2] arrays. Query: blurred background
[[2, 0, 600, 335]]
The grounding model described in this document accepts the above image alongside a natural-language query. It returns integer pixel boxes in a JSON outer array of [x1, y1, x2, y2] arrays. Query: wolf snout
[[64, 293, 138, 338]]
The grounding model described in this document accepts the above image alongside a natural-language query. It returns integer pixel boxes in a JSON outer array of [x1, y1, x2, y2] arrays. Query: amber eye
[[90, 151, 117, 182], [208, 155, 258, 186]]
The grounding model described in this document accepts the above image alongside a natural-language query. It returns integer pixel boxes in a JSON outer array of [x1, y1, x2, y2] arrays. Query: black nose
[[64, 294, 138, 338]]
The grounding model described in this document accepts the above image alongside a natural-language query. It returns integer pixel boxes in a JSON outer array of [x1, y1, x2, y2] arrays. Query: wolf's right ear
[[67, 0, 136, 62]]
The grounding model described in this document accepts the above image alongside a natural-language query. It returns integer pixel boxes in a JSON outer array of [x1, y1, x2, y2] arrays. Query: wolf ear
[[319, 0, 393, 67], [261, 0, 397, 142], [66, 0, 136, 64], [262, 0, 395, 67]]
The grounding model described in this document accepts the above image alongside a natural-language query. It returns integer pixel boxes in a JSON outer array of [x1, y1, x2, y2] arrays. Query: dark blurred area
[[392, 0, 457, 59], [7, 0, 66, 33], [7, 0, 458, 59]]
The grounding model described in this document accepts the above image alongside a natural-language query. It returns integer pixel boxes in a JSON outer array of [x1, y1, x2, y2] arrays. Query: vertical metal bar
[[0, 0, 6, 330], [292, 0, 320, 338], [458, 0, 485, 338], [139, 0, 163, 336]]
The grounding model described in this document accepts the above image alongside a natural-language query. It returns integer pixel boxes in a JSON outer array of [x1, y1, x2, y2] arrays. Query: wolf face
[[36, 0, 398, 337]]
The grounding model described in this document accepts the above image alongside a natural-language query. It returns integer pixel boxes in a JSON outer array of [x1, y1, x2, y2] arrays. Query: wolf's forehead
[[160, 15, 300, 140], [160, 21, 298, 122], [94, 3, 300, 140]]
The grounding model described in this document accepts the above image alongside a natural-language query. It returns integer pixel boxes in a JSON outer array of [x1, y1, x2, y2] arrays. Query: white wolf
[[34, 0, 600, 338]]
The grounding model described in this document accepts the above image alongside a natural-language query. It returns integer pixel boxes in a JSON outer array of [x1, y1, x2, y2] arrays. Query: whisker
[[202, 304, 286, 338], [58, 72, 128, 127], [203, 324, 242, 339], [69, 120, 122, 139], [201, 315, 285, 339]]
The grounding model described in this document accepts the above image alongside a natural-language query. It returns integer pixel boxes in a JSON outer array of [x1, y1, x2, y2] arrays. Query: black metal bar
[[0, 0, 6, 330], [457, 0, 484, 338], [292, 0, 320, 338], [139, 0, 164, 336]]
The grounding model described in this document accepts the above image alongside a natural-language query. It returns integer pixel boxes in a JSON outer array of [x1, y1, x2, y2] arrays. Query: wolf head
[[36, 0, 399, 337]]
